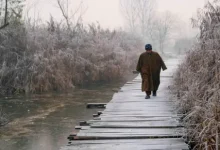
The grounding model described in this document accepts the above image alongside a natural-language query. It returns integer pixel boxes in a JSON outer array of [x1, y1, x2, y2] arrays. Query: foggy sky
[[26, 0, 206, 29]]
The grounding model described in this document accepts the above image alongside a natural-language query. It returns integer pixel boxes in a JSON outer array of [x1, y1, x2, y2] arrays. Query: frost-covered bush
[[172, 1, 220, 149], [0, 22, 143, 94]]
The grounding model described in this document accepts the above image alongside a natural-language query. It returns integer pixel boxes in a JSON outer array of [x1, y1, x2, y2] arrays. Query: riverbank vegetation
[[172, 1, 220, 149], [0, 0, 143, 95], [0, 22, 143, 95]]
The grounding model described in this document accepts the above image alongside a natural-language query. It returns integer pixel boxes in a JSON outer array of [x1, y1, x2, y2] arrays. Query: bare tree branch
[[11, 8, 22, 18], [57, 0, 70, 29], [4, 0, 7, 24], [0, 22, 9, 29], [56, 0, 86, 30], [120, 0, 156, 37], [120, 0, 139, 33], [150, 11, 176, 54]]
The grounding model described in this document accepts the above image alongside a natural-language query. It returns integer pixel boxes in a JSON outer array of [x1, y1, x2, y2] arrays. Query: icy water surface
[[0, 80, 129, 150]]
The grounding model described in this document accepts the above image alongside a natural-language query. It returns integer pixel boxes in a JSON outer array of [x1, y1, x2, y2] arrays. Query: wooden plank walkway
[[61, 59, 189, 150]]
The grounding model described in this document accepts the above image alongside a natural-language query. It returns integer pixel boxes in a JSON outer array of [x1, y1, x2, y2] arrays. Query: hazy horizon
[[26, 0, 206, 29]]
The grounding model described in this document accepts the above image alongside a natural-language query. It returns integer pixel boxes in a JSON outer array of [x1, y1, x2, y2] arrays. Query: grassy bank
[[172, 1, 220, 149], [0, 22, 143, 95]]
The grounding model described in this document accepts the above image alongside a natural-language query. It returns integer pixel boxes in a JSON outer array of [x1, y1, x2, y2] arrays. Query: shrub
[[0, 22, 143, 95]]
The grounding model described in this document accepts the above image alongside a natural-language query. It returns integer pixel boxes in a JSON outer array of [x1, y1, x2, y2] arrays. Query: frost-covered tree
[[120, 0, 139, 34], [0, 0, 24, 29], [150, 12, 176, 54], [120, 0, 178, 54], [0, 0, 9, 29], [120, 0, 156, 37]]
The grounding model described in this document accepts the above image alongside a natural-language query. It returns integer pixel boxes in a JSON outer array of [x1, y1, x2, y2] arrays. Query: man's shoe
[[153, 91, 157, 96], [145, 95, 150, 99]]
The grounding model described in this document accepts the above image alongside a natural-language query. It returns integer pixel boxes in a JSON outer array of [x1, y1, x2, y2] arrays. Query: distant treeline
[[172, 1, 220, 149], [0, 21, 143, 95]]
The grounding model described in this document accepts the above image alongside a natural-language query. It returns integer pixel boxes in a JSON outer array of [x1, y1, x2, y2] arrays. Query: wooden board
[[62, 139, 188, 150], [90, 120, 183, 128], [62, 143, 188, 150], [75, 127, 185, 138], [88, 116, 180, 122], [67, 138, 186, 144]]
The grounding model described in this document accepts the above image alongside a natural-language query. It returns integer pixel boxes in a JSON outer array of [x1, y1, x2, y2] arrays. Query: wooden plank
[[90, 120, 183, 128], [78, 127, 184, 134], [68, 138, 186, 144], [75, 126, 82, 130], [62, 143, 188, 150], [103, 106, 176, 110], [93, 113, 100, 117], [104, 107, 175, 111], [63, 138, 188, 150], [79, 121, 90, 126], [107, 100, 174, 104], [96, 114, 182, 118], [106, 102, 175, 106], [97, 116, 181, 120], [88, 116, 180, 122], [128, 74, 173, 78], [73, 127, 185, 139], [106, 100, 174, 103], [100, 111, 177, 115], [87, 103, 106, 109], [73, 135, 184, 140]]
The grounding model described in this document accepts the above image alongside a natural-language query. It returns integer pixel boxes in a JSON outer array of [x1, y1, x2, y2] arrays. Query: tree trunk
[[0, 0, 9, 30]]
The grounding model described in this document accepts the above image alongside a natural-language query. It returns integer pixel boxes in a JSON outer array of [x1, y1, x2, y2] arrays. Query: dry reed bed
[[0, 23, 143, 95], [172, 1, 220, 149]]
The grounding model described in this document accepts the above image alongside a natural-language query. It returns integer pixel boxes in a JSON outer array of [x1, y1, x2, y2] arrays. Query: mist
[[25, 0, 206, 55]]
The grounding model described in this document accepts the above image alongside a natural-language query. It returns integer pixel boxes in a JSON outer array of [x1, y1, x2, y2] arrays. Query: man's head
[[145, 44, 152, 52]]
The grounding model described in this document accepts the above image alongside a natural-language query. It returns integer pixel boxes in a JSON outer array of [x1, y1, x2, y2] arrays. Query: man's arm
[[161, 60, 167, 71], [158, 54, 167, 71]]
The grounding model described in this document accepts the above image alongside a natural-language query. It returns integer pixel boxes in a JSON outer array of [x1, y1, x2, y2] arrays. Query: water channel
[[0, 79, 132, 150]]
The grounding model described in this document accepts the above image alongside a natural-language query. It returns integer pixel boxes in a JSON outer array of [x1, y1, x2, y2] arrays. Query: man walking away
[[136, 44, 167, 99]]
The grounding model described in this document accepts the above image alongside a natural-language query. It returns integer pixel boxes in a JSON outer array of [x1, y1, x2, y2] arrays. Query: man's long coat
[[136, 51, 167, 92]]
